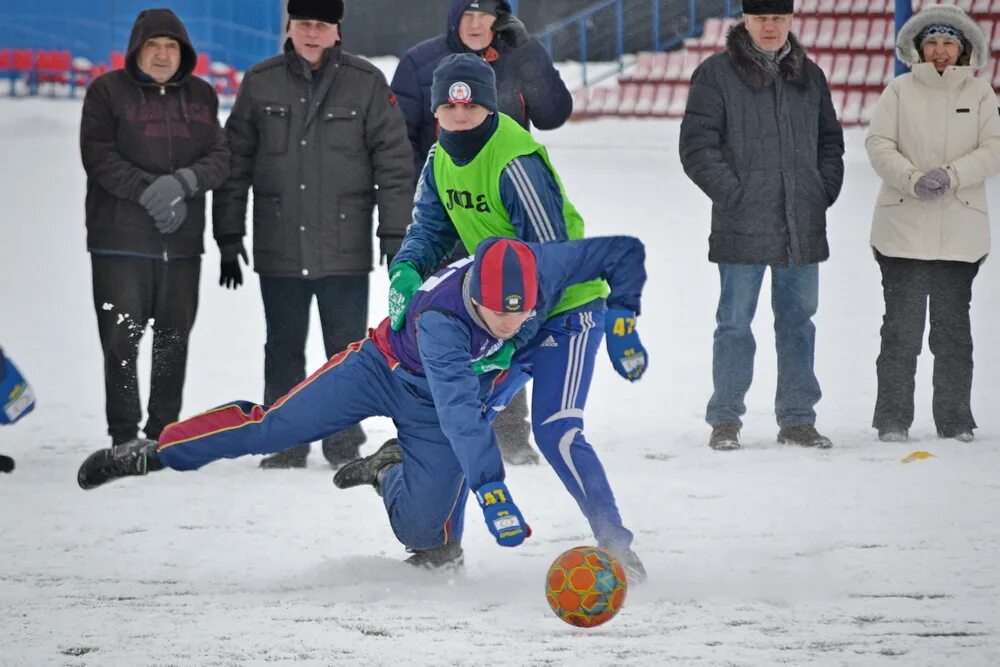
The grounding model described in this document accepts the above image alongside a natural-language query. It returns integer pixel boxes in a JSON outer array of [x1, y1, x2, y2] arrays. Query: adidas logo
[[540, 335, 558, 348]]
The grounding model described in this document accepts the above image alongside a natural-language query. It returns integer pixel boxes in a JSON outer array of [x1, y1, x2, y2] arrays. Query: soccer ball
[[545, 546, 628, 627]]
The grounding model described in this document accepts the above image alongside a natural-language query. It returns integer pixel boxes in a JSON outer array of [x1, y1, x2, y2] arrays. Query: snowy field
[[2, 89, 1000, 666]]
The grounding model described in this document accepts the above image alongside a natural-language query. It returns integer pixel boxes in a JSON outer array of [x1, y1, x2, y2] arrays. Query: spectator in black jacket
[[212, 0, 415, 469], [390, 0, 571, 466], [80, 8, 229, 451], [679, 0, 844, 452]]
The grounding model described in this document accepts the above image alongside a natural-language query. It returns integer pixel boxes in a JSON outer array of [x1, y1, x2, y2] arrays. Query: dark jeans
[[91, 254, 200, 444], [259, 274, 369, 455], [706, 263, 821, 429], [873, 252, 980, 436]]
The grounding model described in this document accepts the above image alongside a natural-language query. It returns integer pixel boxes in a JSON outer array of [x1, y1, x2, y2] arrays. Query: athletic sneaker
[[77, 438, 161, 490], [612, 547, 648, 584], [708, 424, 741, 451], [332, 438, 402, 493], [404, 541, 464, 571]]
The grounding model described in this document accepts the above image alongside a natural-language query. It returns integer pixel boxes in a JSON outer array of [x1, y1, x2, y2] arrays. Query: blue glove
[[476, 481, 530, 547], [388, 261, 422, 331], [0, 351, 36, 425], [605, 308, 648, 381]]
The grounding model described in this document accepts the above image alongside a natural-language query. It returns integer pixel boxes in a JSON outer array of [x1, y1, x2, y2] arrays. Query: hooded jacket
[[867, 4, 1000, 262], [679, 23, 844, 266], [390, 0, 573, 173], [211, 40, 414, 278], [80, 8, 229, 258]]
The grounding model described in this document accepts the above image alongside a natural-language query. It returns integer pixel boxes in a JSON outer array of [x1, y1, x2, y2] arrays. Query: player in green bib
[[388, 53, 649, 582]]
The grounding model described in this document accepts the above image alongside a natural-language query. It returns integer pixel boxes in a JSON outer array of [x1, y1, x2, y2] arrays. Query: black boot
[[78, 438, 161, 490], [0, 454, 14, 473], [333, 439, 402, 493], [708, 424, 741, 451], [777, 424, 832, 449], [259, 444, 310, 469], [405, 541, 464, 571], [321, 423, 367, 469]]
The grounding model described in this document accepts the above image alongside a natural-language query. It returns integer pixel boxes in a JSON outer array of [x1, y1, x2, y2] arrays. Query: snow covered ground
[[2, 92, 999, 666]]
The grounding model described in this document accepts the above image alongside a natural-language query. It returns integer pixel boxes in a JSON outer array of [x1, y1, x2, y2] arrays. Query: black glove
[[140, 168, 198, 234], [493, 11, 530, 48], [219, 238, 249, 289], [0, 454, 13, 473], [380, 236, 403, 267]]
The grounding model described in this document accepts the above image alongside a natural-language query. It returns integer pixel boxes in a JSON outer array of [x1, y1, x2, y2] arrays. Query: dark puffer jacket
[[390, 0, 573, 172], [679, 24, 844, 266], [212, 43, 414, 278], [80, 8, 229, 258]]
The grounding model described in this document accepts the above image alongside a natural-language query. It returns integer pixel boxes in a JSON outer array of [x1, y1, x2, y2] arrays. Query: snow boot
[[332, 438, 402, 494], [777, 424, 832, 449], [259, 444, 309, 469], [708, 424, 741, 451], [321, 423, 367, 469], [404, 541, 464, 572], [77, 438, 161, 490]]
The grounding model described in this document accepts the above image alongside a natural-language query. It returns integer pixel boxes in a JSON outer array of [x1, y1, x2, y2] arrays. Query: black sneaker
[[78, 438, 161, 490], [611, 547, 647, 584], [259, 444, 309, 469], [404, 541, 464, 571], [939, 429, 975, 442], [709, 424, 741, 451], [777, 424, 832, 449], [333, 439, 402, 492], [321, 424, 367, 469]]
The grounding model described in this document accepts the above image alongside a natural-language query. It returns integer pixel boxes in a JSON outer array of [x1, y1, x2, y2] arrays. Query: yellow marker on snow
[[901, 451, 936, 463]]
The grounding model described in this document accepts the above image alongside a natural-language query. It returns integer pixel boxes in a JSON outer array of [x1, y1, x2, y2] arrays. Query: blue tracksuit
[[156, 237, 644, 552]]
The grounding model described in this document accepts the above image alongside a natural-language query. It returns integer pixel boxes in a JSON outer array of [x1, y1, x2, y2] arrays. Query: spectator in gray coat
[[679, 0, 844, 451], [212, 0, 415, 468]]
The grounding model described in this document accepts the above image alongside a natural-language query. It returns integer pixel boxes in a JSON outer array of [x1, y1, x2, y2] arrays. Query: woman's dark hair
[[914, 35, 972, 66]]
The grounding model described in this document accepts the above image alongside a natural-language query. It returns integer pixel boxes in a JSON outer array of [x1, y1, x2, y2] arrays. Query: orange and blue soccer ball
[[545, 546, 628, 627]]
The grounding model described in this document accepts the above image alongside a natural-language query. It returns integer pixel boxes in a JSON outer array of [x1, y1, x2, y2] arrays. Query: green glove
[[472, 340, 516, 374], [388, 262, 422, 331]]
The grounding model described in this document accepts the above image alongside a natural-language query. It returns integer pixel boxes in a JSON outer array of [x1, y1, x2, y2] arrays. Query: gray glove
[[140, 168, 198, 233], [493, 11, 530, 48], [914, 168, 950, 201]]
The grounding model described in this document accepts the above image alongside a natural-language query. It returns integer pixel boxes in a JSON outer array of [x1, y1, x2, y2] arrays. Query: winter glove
[[140, 169, 197, 233], [914, 169, 949, 201], [0, 454, 13, 473], [0, 352, 35, 425], [219, 238, 249, 290], [605, 308, 648, 381], [388, 261, 422, 331], [493, 11, 531, 48], [380, 236, 403, 267], [472, 340, 515, 374], [476, 481, 530, 547]]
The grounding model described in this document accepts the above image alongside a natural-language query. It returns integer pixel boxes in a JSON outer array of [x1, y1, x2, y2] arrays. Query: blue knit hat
[[431, 53, 498, 113], [918, 23, 966, 54], [470, 237, 537, 313]]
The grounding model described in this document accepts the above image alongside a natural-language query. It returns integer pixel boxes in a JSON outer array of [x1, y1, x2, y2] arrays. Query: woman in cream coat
[[866, 4, 1000, 443]]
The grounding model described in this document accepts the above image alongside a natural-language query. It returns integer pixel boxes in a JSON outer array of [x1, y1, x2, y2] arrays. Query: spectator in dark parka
[[679, 0, 845, 452], [390, 0, 571, 465], [212, 0, 415, 469], [79, 8, 230, 451]]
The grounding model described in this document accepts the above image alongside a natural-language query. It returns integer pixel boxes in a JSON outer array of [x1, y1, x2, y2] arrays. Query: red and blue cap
[[470, 237, 537, 313]]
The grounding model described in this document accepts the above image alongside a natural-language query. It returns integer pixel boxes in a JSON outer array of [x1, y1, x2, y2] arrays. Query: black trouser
[[91, 254, 200, 445], [873, 251, 980, 436], [259, 274, 369, 456]]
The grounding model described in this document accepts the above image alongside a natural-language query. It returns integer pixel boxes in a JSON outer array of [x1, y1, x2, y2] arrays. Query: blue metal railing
[[537, 0, 740, 87]]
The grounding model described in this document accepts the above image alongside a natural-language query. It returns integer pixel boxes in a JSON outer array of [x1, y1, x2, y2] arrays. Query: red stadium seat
[[972, 0, 991, 13], [841, 90, 863, 125], [110, 51, 125, 70], [799, 17, 820, 48], [647, 52, 669, 82], [865, 54, 889, 87], [617, 83, 640, 115], [817, 0, 836, 13], [194, 53, 210, 77], [831, 18, 853, 50], [681, 51, 701, 80], [815, 18, 836, 49], [831, 88, 846, 118], [664, 51, 684, 82], [650, 85, 672, 117], [667, 84, 689, 117], [800, 0, 819, 12], [849, 19, 870, 51], [830, 53, 851, 85], [833, 0, 853, 13], [817, 53, 835, 80], [632, 83, 656, 116], [622, 52, 655, 83], [848, 54, 869, 86]]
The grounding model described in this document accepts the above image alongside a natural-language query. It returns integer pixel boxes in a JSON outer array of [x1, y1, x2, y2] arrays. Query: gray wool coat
[[679, 24, 845, 266]]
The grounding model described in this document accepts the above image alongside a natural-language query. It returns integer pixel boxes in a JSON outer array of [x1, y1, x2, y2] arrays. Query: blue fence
[[537, 0, 740, 86], [0, 0, 282, 71]]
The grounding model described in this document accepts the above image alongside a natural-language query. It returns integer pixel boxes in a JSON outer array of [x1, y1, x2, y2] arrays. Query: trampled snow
[[1, 88, 999, 665]]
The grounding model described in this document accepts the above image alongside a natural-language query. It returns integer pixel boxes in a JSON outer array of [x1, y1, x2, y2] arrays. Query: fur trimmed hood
[[725, 22, 811, 90], [896, 4, 989, 68]]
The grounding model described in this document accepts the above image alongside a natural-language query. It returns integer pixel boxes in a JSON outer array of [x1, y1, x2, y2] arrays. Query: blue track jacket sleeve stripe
[[500, 154, 568, 243], [416, 310, 505, 491], [394, 146, 459, 276], [534, 237, 647, 315]]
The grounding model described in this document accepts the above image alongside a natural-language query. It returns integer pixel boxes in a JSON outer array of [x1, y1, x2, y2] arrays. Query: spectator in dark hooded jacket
[[79, 8, 229, 451], [390, 0, 570, 466], [391, 0, 573, 173]]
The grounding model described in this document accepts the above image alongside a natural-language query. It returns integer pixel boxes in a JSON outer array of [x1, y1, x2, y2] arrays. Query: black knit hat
[[431, 53, 498, 113], [466, 0, 501, 15], [742, 0, 794, 14], [287, 0, 344, 24]]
